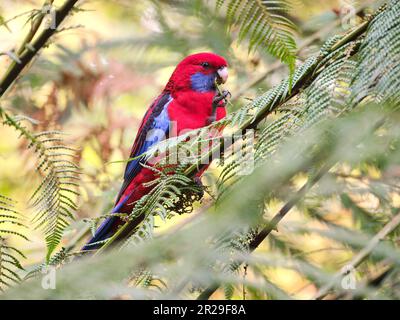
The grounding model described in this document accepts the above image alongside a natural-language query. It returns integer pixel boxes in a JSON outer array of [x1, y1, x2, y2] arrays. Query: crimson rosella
[[82, 52, 229, 251]]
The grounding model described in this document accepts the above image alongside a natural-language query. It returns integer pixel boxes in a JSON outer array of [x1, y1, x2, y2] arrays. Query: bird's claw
[[208, 90, 231, 125], [212, 89, 231, 108]]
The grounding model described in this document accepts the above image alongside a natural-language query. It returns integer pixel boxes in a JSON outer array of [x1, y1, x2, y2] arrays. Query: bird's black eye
[[201, 62, 210, 68]]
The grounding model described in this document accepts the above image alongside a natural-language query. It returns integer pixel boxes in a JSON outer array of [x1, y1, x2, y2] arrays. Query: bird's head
[[165, 52, 228, 94]]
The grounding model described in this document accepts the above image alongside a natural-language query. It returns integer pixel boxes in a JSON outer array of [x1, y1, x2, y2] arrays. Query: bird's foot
[[212, 89, 231, 108], [207, 90, 231, 125]]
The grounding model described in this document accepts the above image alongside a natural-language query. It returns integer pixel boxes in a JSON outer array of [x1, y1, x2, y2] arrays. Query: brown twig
[[197, 163, 333, 300], [328, 263, 394, 300], [314, 209, 400, 300], [0, 0, 79, 97], [16, 0, 55, 56]]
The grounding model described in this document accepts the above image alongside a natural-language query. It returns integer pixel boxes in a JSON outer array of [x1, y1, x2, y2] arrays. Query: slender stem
[[16, 0, 55, 56], [329, 263, 393, 300], [65, 225, 91, 253], [2, 111, 38, 145], [197, 111, 389, 300], [249, 164, 332, 250], [197, 163, 333, 300], [314, 209, 400, 300], [0, 0, 79, 97]]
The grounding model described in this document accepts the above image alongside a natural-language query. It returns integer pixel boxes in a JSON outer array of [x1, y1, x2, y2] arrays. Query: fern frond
[[24, 247, 70, 280], [84, 213, 129, 237], [26, 131, 80, 261], [0, 195, 28, 242], [29, 136, 79, 259], [350, 0, 400, 105], [2, 113, 80, 261], [122, 172, 202, 247], [0, 196, 27, 292], [217, 33, 359, 196], [223, 283, 235, 299], [217, 0, 298, 73]]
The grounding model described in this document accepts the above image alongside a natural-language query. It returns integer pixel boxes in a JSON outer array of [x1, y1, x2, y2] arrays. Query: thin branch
[[314, 209, 400, 300], [197, 113, 390, 299], [330, 263, 394, 300], [248, 165, 332, 251], [196, 163, 333, 300], [0, 0, 79, 97], [16, 0, 55, 56]]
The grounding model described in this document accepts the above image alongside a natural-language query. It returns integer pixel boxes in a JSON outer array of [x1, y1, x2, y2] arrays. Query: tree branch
[[314, 208, 400, 300], [329, 263, 394, 300], [0, 0, 79, 97], [197, 162, 333, 300], [16, 0, 55, 56]]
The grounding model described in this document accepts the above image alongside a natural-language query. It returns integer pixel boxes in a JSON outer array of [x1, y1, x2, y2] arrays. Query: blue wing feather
[[124, 101, 171, 180], [116, 93, 172, 203]]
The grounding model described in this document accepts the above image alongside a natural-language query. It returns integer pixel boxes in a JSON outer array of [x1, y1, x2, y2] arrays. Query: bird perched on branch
[[82, 52, 229, 251]]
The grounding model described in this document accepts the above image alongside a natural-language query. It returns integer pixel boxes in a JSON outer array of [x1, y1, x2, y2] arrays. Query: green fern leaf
[[0, 196, 27, 292], [217, 0, 298, 73], [1, 114, 80, 261]]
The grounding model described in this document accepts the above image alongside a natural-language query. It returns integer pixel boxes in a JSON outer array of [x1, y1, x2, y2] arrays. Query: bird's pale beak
[[217, 67, 228, 84]]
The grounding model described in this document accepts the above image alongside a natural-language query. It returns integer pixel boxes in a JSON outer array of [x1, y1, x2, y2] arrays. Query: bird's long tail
[[81, 196, 129, 251]]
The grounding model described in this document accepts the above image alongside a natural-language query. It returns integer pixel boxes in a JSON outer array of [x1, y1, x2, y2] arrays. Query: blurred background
[[2, 0, 398, 300]]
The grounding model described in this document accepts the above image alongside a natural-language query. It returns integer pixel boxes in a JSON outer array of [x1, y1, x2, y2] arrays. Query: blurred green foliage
[[1, 0, 400, 300]]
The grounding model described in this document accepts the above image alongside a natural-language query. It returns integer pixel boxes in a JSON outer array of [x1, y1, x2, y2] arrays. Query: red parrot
[[82, 52, 229, 251]]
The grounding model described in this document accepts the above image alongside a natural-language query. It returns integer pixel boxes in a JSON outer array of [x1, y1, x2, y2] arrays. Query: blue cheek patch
[[191, 72, 216, 92]]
